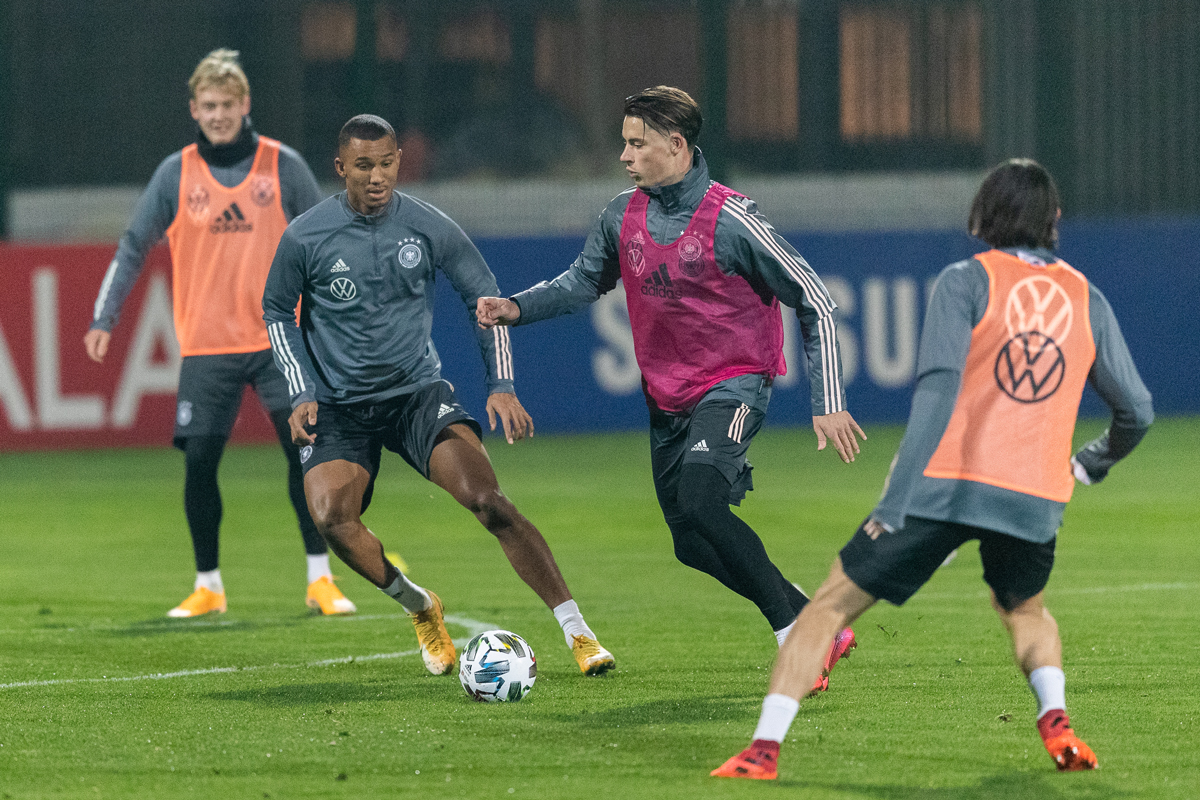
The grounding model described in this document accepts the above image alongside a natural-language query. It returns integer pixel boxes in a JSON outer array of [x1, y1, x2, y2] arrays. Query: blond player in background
[[85, 49, 354, 618]]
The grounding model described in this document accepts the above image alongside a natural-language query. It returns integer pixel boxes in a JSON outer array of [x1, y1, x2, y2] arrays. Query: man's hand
[[863, 519, 890, 539], [486, 392, 534, 444], [813, 410, 867, 463], [84, 329, 111, 364], [289, 401, 318, 446], [476, 297, 521, 328]]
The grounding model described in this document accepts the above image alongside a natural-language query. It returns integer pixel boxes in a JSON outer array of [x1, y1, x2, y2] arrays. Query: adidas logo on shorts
[[437, 403, 455, 419], [690, 439, 709, 452]]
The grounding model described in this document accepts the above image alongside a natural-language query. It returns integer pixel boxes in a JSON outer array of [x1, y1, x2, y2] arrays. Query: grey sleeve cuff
[[1073, 422, 1150, 484], [291, 390, 317, 410]]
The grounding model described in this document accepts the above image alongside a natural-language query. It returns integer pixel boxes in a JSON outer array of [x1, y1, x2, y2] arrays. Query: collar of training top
[[1001, 246, 1060, 266], [196, 117, 258, 167], [642, 148, 710, 215], [339, 190, 400, 222]]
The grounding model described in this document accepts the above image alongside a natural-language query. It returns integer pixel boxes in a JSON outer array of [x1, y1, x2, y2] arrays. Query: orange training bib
[[923, 249, 1096, 502], [166, 137, 289, 356]]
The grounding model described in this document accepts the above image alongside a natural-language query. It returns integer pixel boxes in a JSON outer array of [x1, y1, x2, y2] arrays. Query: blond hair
[[188, 49, 250, 99]]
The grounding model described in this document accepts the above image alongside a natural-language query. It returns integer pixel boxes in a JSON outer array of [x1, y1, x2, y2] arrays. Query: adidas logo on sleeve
[[437, 403, 455, 419], [690, 439, 709, 452]]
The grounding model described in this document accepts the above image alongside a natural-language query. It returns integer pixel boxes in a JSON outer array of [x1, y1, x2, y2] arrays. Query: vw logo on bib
[[331, 277, 357, 301]]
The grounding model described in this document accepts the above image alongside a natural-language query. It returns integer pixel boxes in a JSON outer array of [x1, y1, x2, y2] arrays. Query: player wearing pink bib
[[479, 87, 865, 679]]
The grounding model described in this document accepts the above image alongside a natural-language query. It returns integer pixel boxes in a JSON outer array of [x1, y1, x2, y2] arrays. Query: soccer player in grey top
[[83, 49, 356, 619], [262, 114, 614, 677], [713, 160, 1153, 780], [479, 88, 864, 679]]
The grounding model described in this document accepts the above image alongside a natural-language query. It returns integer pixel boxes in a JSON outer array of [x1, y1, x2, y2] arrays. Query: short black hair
[[623, 86, 702, 152], [968, 159, 1061, 250], [337, 114, 396, 151]]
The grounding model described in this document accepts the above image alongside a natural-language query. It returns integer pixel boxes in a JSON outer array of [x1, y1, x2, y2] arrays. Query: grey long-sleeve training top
[[263, 190, 514, 409], [509, 149, 847, 417], [872, 248, 1154, 542]]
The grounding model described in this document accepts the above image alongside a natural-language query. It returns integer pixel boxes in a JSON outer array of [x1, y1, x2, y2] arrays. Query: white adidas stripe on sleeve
[[492, 325, 513, 381], [268, 322, 307, 397], [722, 198, 844, 413]]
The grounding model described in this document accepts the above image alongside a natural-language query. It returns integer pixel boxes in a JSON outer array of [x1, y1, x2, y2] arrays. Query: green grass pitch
[[1, 417, 1197, 799]]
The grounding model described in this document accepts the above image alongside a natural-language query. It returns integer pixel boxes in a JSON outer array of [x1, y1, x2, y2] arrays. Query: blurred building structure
[[2, 0, 1198, 239]]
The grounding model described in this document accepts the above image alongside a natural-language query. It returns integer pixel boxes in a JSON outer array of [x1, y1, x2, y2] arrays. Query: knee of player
[[307, 492, 360, 534], [992, 592, 1054, 625], [467, 489, 518, 531]]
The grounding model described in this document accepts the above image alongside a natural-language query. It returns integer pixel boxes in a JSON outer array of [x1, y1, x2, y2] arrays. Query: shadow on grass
[[78, 616, 312, 638], [552, 694, 773, 726], [207, 680, 434, 706], [781, 770, 1128, 799]]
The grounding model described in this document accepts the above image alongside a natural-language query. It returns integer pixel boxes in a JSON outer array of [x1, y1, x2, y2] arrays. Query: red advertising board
[[0, 243, 276, 451]]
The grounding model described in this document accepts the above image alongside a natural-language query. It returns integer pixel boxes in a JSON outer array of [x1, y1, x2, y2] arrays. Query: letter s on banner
[[591, 285, 640, 395]]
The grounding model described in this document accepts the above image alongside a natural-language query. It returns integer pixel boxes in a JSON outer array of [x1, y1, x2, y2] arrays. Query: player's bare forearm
[[486, 392, 534, 444], [812, 410, 867, 463], [289, 401, 318, 446], [477, 297, 521, 328]]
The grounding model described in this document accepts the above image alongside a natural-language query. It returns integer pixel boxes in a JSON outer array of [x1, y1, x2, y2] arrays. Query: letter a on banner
[[34, 268, 105, 429], [112, 275, 181, 427], [0, 319, 34, 430]]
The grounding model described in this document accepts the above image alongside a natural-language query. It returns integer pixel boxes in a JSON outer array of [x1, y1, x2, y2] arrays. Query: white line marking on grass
[[0, 614, 496, 691], [7, 612, 413, 637], [918, 581, 1198, 601]]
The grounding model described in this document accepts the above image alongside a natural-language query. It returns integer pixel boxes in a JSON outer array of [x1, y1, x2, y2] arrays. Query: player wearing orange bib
[[84, 50, 354, 618], [713, 159, 1154, 779]]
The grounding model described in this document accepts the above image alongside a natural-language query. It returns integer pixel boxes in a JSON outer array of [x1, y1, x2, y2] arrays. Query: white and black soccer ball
[[458, 630, 537, 702]]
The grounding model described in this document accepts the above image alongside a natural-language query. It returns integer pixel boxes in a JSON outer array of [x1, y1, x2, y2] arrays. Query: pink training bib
[[618, 182, 786, 413]]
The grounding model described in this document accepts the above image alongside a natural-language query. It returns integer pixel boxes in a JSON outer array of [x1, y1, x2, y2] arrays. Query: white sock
[[552, 600, 595, 647], [774, 622, 795, 648], [381, 572, 430, 614], [1029, 666, 1067, 718], [194, 570, 223, 594], [306, 553, 332, 585], [752, 693, 801, 743]]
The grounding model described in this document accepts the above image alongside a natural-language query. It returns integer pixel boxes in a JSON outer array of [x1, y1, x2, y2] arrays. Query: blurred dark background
[[3, 0, 1198, 239]]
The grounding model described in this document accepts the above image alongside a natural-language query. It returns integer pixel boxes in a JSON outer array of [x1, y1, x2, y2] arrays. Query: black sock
[[183, 436, 225, 572]]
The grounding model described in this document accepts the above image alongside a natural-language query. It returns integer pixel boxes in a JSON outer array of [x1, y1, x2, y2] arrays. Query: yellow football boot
[[571, 634, 615, 676], [305, 576, 357, 616], [410, 591, 456, 675], [167, 587, 226, 618]]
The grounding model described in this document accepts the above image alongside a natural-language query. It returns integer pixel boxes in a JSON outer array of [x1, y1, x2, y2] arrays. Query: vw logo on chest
[[331, 277, 358, 301]]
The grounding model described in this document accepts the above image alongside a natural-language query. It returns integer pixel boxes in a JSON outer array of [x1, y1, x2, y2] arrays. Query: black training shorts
[[297, 380, 481, 513], [840, 516, 1056, 611], [174, 350, 291, 448], [650, 373, 772, 508]]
